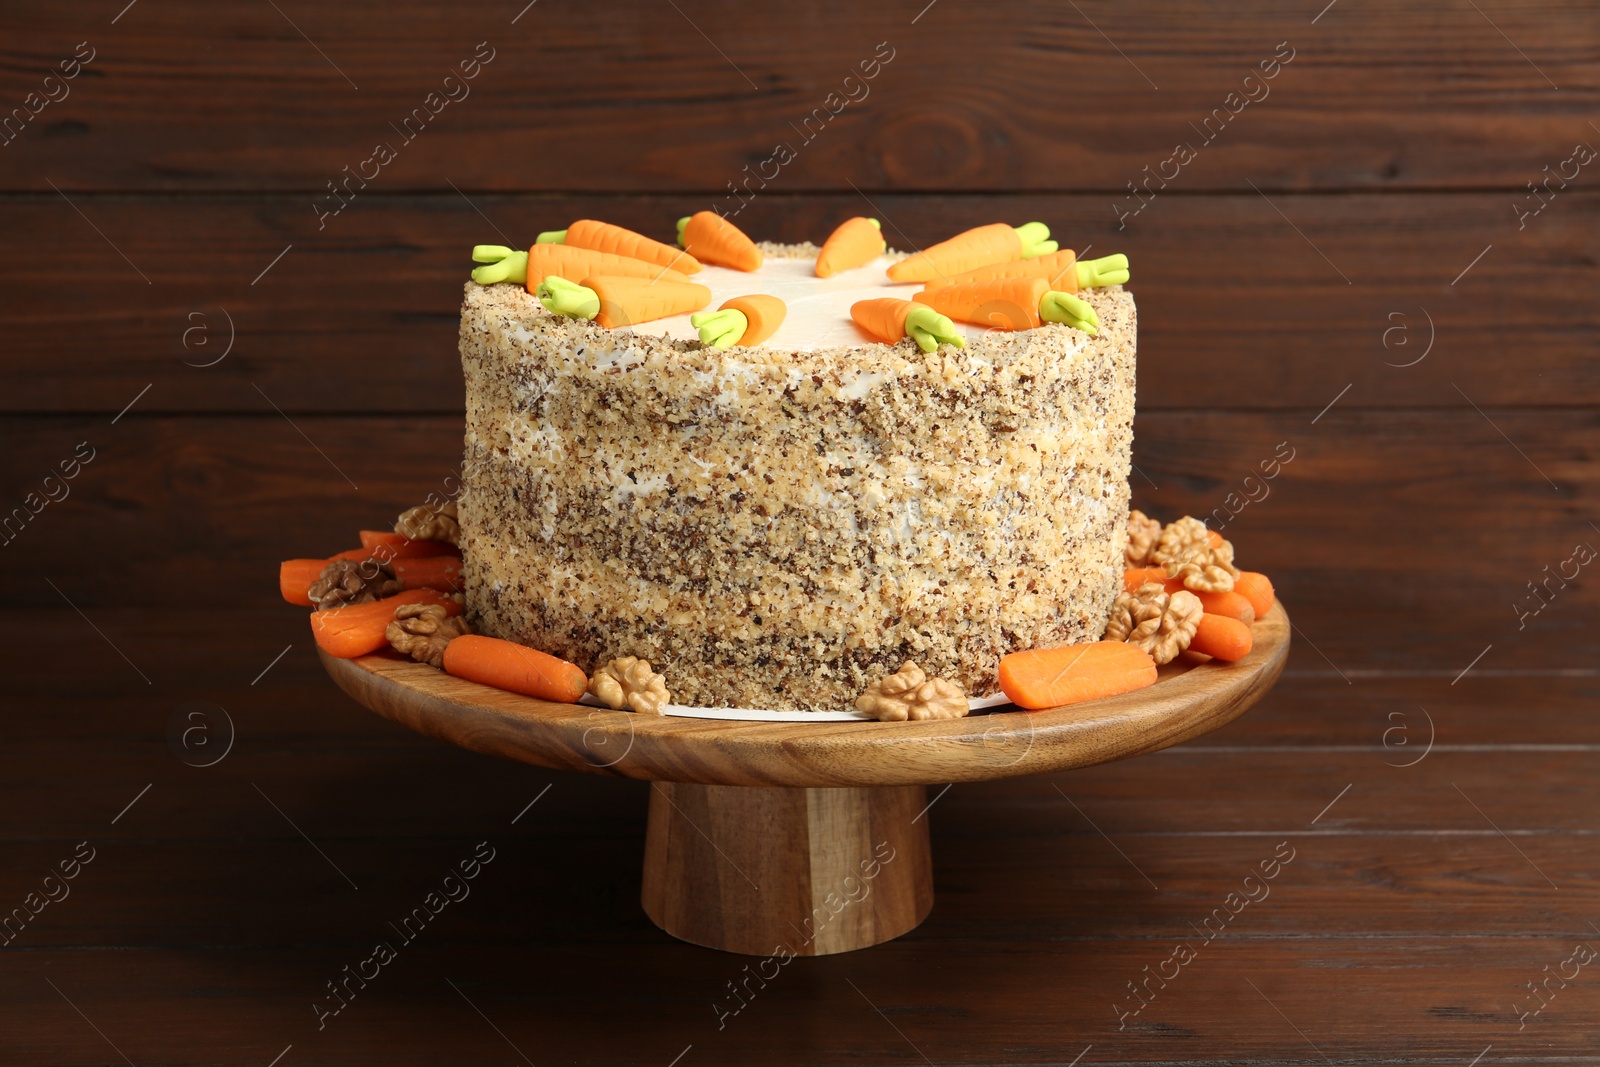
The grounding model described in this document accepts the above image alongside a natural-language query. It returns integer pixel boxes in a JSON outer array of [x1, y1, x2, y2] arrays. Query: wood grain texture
[[3, 0, 1597, 1055], [2, 661, 1594, 1061], [317, 606, 1287, 786], [641, 783, 932, 955], [1, 2, 1594, 193], [2, 938, 1596, 1063], [3, 192, 1596, 414]]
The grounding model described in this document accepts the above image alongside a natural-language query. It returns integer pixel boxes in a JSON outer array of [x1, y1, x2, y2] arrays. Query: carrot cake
[[456, 229, 1136, 711]]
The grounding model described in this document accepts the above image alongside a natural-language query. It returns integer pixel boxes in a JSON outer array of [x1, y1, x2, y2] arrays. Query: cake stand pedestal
[[321, 605, 1289, 956]]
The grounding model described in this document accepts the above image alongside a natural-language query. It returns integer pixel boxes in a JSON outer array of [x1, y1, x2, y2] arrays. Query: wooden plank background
[[2, 2, 1597, 1065]]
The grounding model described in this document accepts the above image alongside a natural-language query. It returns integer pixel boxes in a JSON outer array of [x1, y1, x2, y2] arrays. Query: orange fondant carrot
[[554, 219, 701, 274], [311, 589, 461, 659], [920, 250, 1130, 293], [848, 297, 965, 352], [816, 217, 885, 278], [886, 222, 1052, 283], [358, 531, 459, 559], [850, 297, 915, 344], [526, 244, 692, 289], [585, 274, 712, 328], [678, 211, 763, 272], [1123, 566, 1170, 592], [722, 294, 786, 345], [1235, 572, 1276, 618], [442, 634, 588, 704], [1188, 613, 1253, 662], [921, 249, 1079, 292], [279, 559, 326, 607], [394, 555, 463, 594], [1207, 529, 1224, 549], [1189, 589, 1255, 624], [914, 276, 1050, 331], [998, 640, 1158, 711]]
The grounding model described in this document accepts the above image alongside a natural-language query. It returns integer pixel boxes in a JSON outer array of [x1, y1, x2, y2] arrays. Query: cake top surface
[[468, 218, 1131, 355], [616, 247, 971, 352]]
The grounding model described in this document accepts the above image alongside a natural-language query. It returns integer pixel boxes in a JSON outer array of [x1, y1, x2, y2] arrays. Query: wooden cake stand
[[322, 605, 1289, 956]]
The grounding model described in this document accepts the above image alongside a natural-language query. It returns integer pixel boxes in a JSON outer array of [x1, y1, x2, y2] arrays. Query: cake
[[456, 238, 1136, 712]]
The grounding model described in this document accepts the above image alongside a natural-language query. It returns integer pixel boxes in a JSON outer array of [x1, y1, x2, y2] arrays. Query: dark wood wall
[[2, 2, 1597, 1064]]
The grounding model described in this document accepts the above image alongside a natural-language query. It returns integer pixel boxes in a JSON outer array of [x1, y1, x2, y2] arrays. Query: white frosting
[[618, 254, 994, 351]]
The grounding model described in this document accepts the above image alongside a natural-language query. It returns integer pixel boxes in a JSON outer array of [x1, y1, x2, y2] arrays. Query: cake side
[[458, 280, 1135, 711]]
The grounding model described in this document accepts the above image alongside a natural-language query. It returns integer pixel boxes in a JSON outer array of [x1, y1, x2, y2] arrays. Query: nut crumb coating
[[456, 265, 1136, 712]]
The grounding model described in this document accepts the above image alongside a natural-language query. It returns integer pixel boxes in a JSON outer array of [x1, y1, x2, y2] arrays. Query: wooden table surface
[[2, 2, 1596, 1063]]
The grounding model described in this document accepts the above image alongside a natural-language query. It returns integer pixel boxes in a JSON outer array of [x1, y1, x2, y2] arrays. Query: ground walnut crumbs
[[855, 662, 968, 722], [308, 558, 402, 609], [385, 603, 470, 668]]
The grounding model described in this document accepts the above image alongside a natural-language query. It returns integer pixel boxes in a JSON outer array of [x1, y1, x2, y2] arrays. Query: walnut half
[[1152, 515, 1239, 593], [396, 500, 460, 546], [855, 662, 968, 722], [589, 657, 671, 715], [308, 558, 403, 610], [385, 603, 470, 668], [1125, 509, 1163, 567], [1105, 582, 1203, 666]]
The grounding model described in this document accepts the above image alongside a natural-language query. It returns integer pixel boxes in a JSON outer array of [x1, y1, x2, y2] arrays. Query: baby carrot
[[913, 275, 1100, 335], [327, 543, 420, 568], [816, 217, 885, 277], [998, 640, 1158, 711], [393, 555, 463, 594], [1189, 589, 1255, 624], [1123, 566, 1169, 592], [311, 589, 461, 659], [678, 211, 763, 272], [1188, 613, 1253, 662], [539, 219, 701, 274], [358, 531, 459, 559], [886, 222, 1055, 283], [1235, 572, 1276, 619], [279, 559, 327, 607], [470, 244, 693, 288], [692, 294, 787, 349], [537, 274, 712, 328], [849, 297, 966, 352], [443, 634, 589, 704]]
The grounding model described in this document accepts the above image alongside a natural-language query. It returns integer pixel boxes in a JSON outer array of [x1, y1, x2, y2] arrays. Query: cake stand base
[[641, 783, 934, 956], [319, 603, 1290, 956]]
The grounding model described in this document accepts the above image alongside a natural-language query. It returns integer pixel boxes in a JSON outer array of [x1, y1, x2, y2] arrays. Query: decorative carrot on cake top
[[921, 250, 1130, 293], [913, 276, 1099, 335], [537, 274, 712, 329], [677, 211, 763, 272], [537, 219, 701, 274], [815, 217, 886, 278], [850, 297, 966, 352], [471, 243, 694, 288], [691, 294, 786, 349], [886, 222, 1056, 283]]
